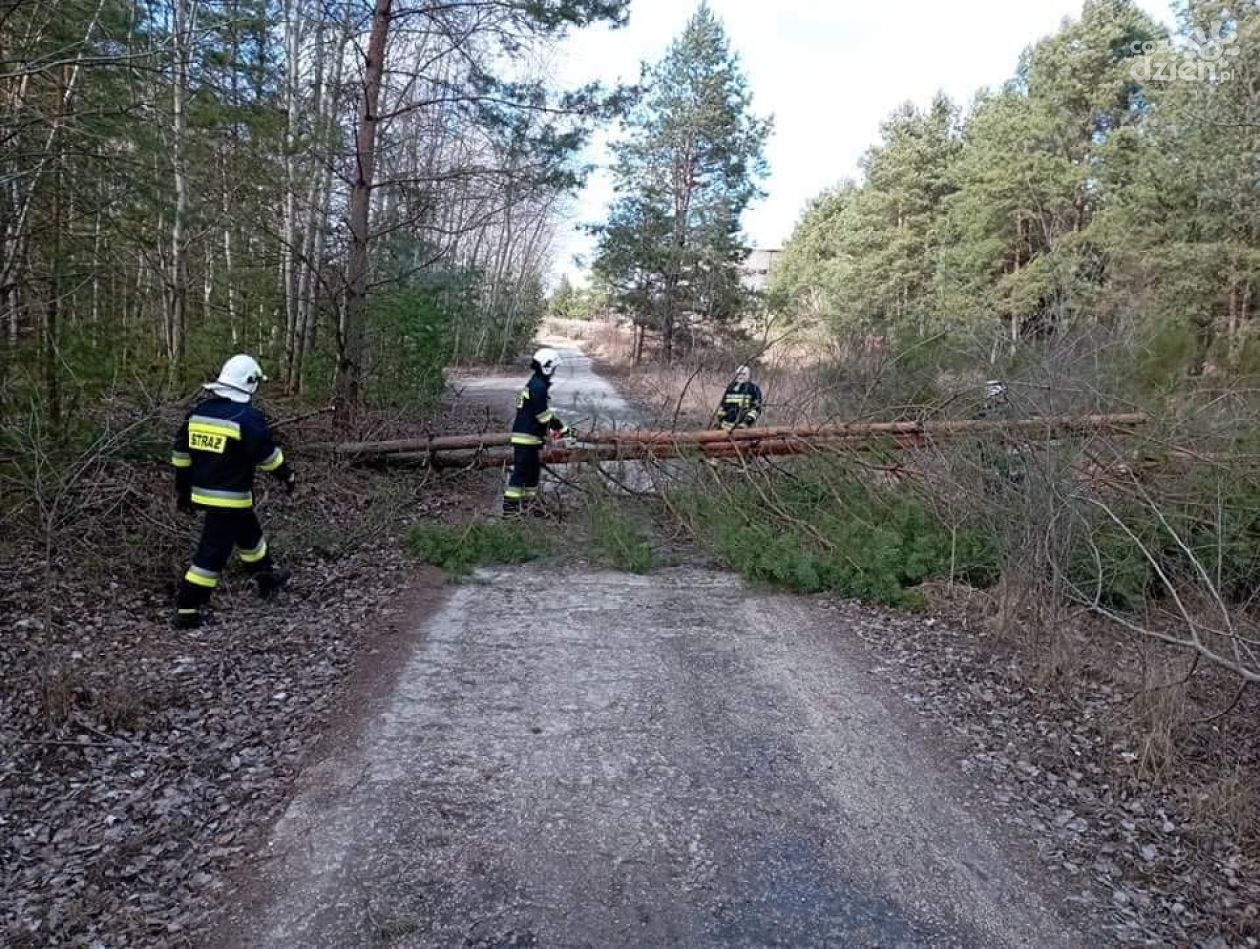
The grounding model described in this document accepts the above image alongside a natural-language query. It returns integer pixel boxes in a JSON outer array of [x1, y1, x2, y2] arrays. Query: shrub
[[406, 519, 549, 577], [362, 284, 460, 408], [671, 459, 996, 607], [586, 499, 657, 574]]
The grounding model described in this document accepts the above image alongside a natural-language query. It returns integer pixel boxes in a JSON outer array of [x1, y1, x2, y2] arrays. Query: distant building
[[740, 247, 782, 292]]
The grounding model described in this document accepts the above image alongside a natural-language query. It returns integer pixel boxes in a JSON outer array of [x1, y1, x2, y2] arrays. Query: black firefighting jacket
[[510, 372, 569, 447], [171, 397, 292, 509], [715, 381, 764, 428]]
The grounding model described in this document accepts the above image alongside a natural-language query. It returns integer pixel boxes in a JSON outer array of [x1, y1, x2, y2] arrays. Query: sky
[[550, 0, 1178, 285]]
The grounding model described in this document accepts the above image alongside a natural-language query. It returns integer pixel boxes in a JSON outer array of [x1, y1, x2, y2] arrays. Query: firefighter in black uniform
[[504, 347, 574, 516], [714, 364, 764, 431], [171, 354, 295, 628], [974, 379, 1024, 491]]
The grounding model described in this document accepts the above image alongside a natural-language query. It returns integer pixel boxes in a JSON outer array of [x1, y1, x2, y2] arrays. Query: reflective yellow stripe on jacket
[[187, 416, 241, 438]]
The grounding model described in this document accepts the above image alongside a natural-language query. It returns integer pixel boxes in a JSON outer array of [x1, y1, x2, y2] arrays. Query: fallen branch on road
[[330, 413, 1152, 468]]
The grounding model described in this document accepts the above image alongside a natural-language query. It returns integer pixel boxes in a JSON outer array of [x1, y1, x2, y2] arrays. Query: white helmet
[[985, 379, 1006, 400], [734, 364, 752, 384], [533, 347, 562, 377], [205, 354, 266, 403]]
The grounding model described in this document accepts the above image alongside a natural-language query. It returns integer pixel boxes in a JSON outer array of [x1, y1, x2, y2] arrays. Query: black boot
[[255, 567, 291, 599], [173, 579, 210, 630], [173, 608, 203, 630]]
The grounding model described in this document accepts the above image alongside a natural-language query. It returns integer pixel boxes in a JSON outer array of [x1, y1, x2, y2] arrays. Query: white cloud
[[553, 0, 1177, 284]]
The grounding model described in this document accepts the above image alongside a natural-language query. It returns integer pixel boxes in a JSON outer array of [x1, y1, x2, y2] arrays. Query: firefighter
[[973, 378, 1025, 490], [713, 364, 764, 431], [504, 347, 575, 516], [979, 379, 1009, 417], [171, 354, 295, 629]]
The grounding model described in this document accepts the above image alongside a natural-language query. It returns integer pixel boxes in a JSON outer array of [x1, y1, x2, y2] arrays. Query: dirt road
[[226, 570, 1071, 947], [219, 351, 1077, 947], [452, 339, 652, 499], [452, 340, 638, 431], [223, 586, 1079, 947]]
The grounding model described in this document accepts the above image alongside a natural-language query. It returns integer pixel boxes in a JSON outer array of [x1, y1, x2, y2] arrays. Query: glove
[[284, 471, 297, 494], [176, 491, 194, 515]]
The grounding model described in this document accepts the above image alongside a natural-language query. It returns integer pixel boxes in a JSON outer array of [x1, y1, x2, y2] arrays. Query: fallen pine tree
[[327, 413, 1151, 469]]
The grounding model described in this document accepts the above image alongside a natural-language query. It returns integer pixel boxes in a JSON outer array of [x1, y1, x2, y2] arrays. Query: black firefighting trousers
[[503, 445, 541, 513], [175, 508, 274, 616]]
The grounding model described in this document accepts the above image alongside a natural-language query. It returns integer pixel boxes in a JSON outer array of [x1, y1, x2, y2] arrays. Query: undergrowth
[[585, 498, 657, 574], [669, 461, 997, 607], [406, 519, 549, 577]]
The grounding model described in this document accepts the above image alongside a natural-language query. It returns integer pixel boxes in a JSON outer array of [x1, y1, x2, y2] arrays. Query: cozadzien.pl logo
[[1130, 19, 1240, 82]]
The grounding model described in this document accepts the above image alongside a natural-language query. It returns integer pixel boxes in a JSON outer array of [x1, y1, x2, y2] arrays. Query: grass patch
[[406, 519, 549, 576], [586, 499, 657, 574], [671, 462, 996, 607]]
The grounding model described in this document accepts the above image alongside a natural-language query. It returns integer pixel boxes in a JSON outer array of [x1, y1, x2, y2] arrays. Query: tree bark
[[1, 0, 104, 353], [334, 0, 392, 427], [281, 0, 304, 388], [222, 159, 238, 346], [45, 64, 69, 427], [289, 11, 339, 393], [166, 0, 197, 369]]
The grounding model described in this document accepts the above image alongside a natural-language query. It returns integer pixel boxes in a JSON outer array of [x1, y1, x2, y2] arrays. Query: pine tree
[[551, 275, 578, 317], [936, 0, 1161, 345], [767, 184, 857, 330], [838, 95, 960, 338], [1095, 1, 1260, 372], [592, 2, 770, 362], [775, 0, 1260, 382], [770, 96, 958, 341]]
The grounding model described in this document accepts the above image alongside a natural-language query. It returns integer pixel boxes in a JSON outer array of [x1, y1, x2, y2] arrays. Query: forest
[[8, 1, 1258, 422], [1, 0, 629, 424], [5, 1, 1260, 944], [771, 0, 1260, 383]]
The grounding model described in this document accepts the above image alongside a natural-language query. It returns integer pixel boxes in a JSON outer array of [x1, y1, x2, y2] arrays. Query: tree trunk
[[281, 0, 304, 388], [2, 1, 103, 354], [0, 25, 17, 351], [203, 234, 214, 317], [45, 65, 68, 427], [661, 145, 697, 365], [90, 209, 102, 324], [1223, 255, 1251, 370], [222, 172, 238, 345], [290, 11, 339, 393], [222, 8, 240, 347], [1241, 279, 1254, 358], [334, 0, 392, 426], [167, 0, 197, 370], [662, 292, 675, 363]]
